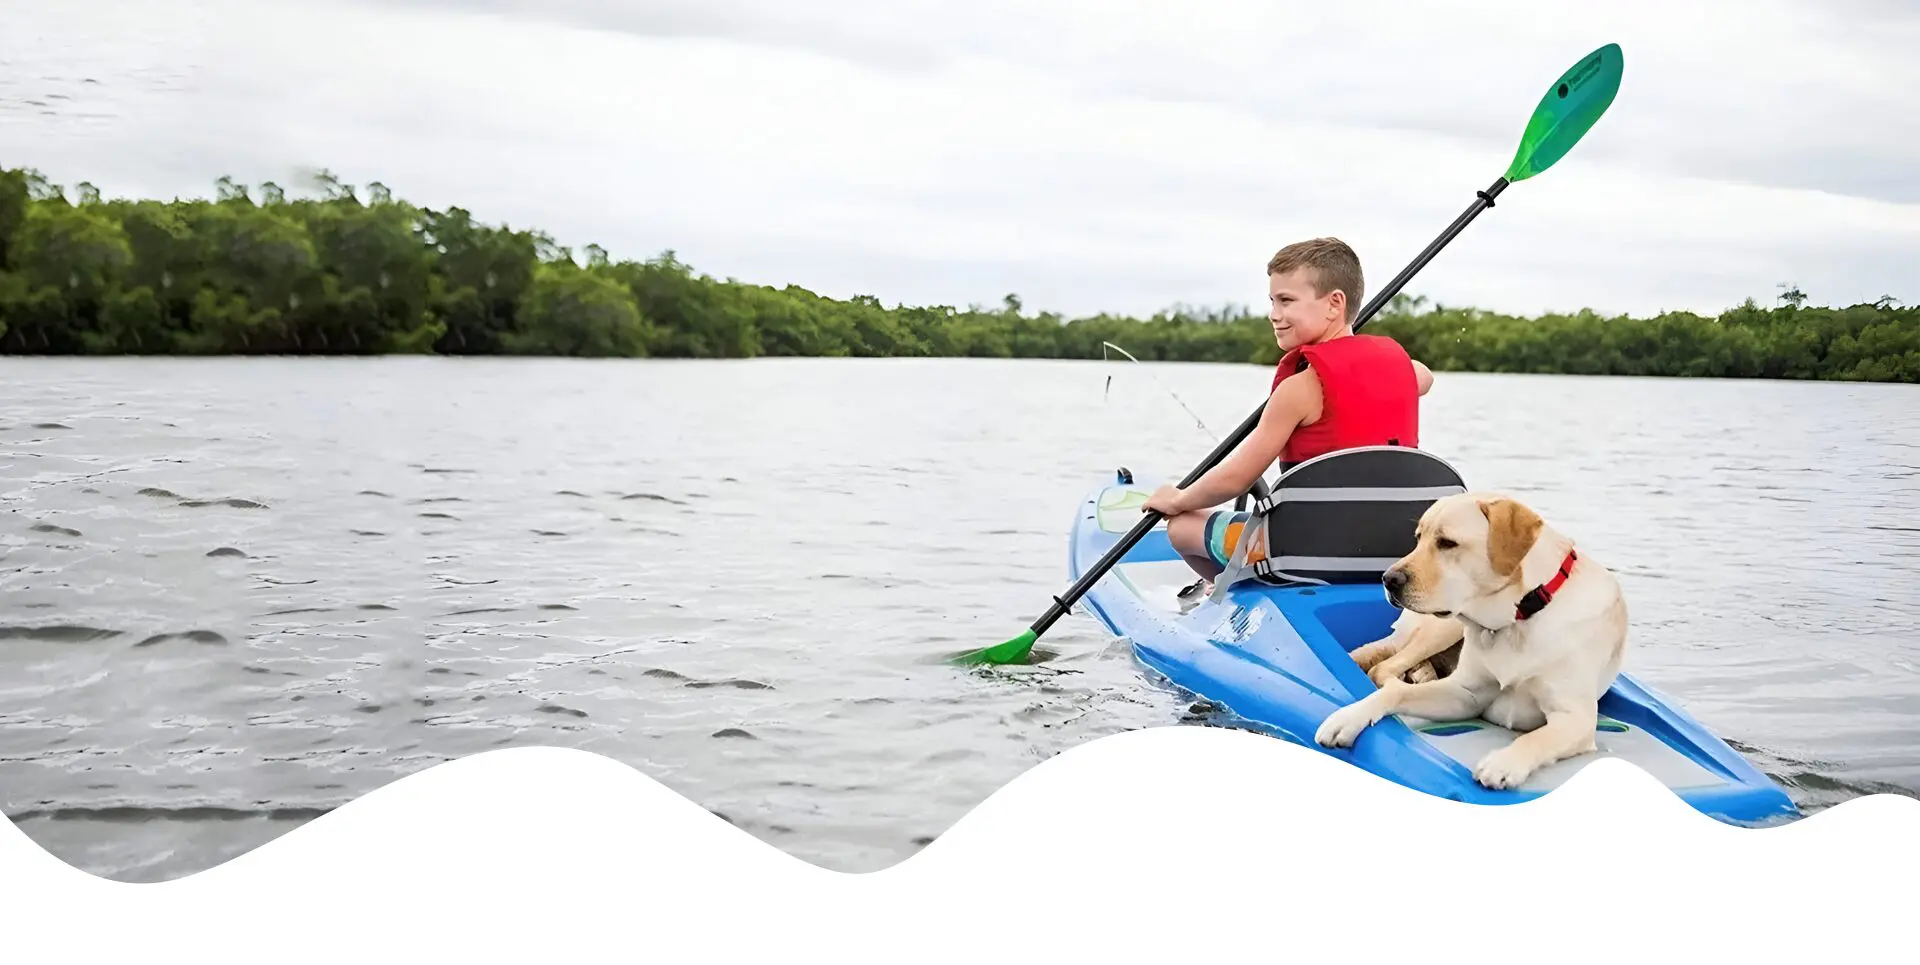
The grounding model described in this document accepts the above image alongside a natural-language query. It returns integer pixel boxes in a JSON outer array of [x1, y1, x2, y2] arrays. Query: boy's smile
[[1267, 266, 1347, 351]]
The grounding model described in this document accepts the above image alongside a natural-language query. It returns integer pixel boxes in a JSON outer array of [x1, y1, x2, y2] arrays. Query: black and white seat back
[[1212, 446, 1468, 596]]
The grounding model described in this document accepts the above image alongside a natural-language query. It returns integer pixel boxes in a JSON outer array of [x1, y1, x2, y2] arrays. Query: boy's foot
[[1176, 578, 1214, 612]]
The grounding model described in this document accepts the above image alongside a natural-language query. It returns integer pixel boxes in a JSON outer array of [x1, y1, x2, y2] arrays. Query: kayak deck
[[1070, 480, 1798, 824]]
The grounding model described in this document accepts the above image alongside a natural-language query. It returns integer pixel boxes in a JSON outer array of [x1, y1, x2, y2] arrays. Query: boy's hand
[[1143, 483, 1187, 517]]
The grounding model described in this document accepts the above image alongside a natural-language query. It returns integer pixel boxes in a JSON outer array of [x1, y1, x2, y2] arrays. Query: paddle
[[954, 42, 1625, 667]]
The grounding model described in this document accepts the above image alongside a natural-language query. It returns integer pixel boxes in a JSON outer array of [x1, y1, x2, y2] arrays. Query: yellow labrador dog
[[1314, 492, 1628, 790]]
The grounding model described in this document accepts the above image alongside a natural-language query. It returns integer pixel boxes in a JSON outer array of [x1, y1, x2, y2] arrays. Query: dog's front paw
[[1368, 661, 1404, 688], [1472, 745, 1538, 790], [1315, 702, 1378, 748], [1349, 640, 1397, 672]]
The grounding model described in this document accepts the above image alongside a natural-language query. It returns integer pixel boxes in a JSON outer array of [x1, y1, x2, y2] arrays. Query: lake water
[[2, 356, 1917, 882]]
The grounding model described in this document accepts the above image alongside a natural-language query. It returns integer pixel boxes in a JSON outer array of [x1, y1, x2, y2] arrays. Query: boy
[[1141, 237, 1434, 601]]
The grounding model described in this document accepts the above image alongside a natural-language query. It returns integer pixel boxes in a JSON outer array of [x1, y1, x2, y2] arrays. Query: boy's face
[[1268, 268, 1347, 351]]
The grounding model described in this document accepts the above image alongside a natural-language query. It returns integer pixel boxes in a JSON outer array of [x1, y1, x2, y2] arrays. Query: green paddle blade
[[1504, 42, 1624, 182], [953, 629, 1036, 667]]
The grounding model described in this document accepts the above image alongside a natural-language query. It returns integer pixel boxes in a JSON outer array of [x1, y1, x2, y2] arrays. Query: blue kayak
[[1067, 473, 1799, 825]]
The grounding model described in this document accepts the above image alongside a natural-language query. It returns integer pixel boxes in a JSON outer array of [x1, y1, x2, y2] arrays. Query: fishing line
[[1101, 341, 1218, 441]]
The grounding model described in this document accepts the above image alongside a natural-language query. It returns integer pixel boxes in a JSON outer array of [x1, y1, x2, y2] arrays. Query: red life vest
[[1270, 334, 1420, 467]]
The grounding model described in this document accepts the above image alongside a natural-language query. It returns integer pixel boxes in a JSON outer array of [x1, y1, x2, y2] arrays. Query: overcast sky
[[3, 0, 1915, 320]]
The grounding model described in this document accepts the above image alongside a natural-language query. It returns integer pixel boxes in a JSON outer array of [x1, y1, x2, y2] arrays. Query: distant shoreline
[[3, 168, 1913, 384]]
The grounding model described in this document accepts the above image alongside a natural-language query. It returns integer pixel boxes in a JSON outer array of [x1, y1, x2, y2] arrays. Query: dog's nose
[[1381, 568, 1408, 595]]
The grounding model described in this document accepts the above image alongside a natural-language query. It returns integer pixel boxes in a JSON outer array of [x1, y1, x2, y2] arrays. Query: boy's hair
[[1267, 237, 1365, 323]]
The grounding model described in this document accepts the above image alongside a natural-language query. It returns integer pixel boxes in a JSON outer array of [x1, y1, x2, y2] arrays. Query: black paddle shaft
[[1024, 176, 1512, 639]]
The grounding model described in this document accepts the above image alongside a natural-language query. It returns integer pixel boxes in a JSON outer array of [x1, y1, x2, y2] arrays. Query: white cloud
[[361, 0, 1920, 203], [3, 0, 1915, 321]]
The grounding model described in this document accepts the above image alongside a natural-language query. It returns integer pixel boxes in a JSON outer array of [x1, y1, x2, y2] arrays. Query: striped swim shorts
[[1202, 510, 1271, 569]]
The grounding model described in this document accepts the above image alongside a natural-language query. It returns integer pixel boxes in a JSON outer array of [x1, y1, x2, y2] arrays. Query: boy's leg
[[1165, 511, 1225, 581]]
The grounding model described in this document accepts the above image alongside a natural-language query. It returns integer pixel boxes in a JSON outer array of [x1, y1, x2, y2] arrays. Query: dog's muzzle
[[1381, 567, 1409, 606]]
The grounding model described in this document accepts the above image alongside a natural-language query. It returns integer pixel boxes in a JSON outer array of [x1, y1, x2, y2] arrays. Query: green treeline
[[1, 167, 1914, 382]]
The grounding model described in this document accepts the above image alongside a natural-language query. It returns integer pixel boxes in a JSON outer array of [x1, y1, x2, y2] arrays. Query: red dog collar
[[1515, 549, 1578, 621]]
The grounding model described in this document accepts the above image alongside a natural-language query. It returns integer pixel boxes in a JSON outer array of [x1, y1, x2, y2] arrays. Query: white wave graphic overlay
[[2, 726, 1913, 959]]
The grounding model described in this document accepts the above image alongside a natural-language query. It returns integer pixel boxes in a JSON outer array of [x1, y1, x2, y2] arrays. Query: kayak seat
[[1209, 446, 1468, 598]]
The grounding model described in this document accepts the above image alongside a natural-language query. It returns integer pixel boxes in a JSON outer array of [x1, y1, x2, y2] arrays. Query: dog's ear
[[1478, 497, 1542, 579]]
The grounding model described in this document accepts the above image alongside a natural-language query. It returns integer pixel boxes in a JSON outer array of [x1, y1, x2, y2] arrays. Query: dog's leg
[[1368, 616, 1467, 688], [1471, 702, 1601, 790], [1315, 664, 1498, 749], [1378, 672, 1499, 722], [1348, 611, 1422, 673]]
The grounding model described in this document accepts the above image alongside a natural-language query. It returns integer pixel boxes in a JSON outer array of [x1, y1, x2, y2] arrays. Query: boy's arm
[[1158, 372, 1317, 514], [1413, 360, 1434, 396]]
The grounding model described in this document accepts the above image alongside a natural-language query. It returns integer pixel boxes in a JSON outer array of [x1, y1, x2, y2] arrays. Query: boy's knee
[[1168, 511, 1206, 545]]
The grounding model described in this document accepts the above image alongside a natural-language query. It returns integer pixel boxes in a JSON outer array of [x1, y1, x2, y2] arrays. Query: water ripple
[[1, 357, 1915, 885]]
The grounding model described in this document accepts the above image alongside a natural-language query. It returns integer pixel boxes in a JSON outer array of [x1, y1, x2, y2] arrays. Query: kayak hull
[[1069, 478, 1799, 824]]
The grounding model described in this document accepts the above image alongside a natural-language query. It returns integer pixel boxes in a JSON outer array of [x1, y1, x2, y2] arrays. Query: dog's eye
[[1435, 537, 1458, 550]]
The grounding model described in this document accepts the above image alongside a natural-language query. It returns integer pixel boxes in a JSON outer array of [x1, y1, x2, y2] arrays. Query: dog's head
[[1382, 493, 1544, 617]]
